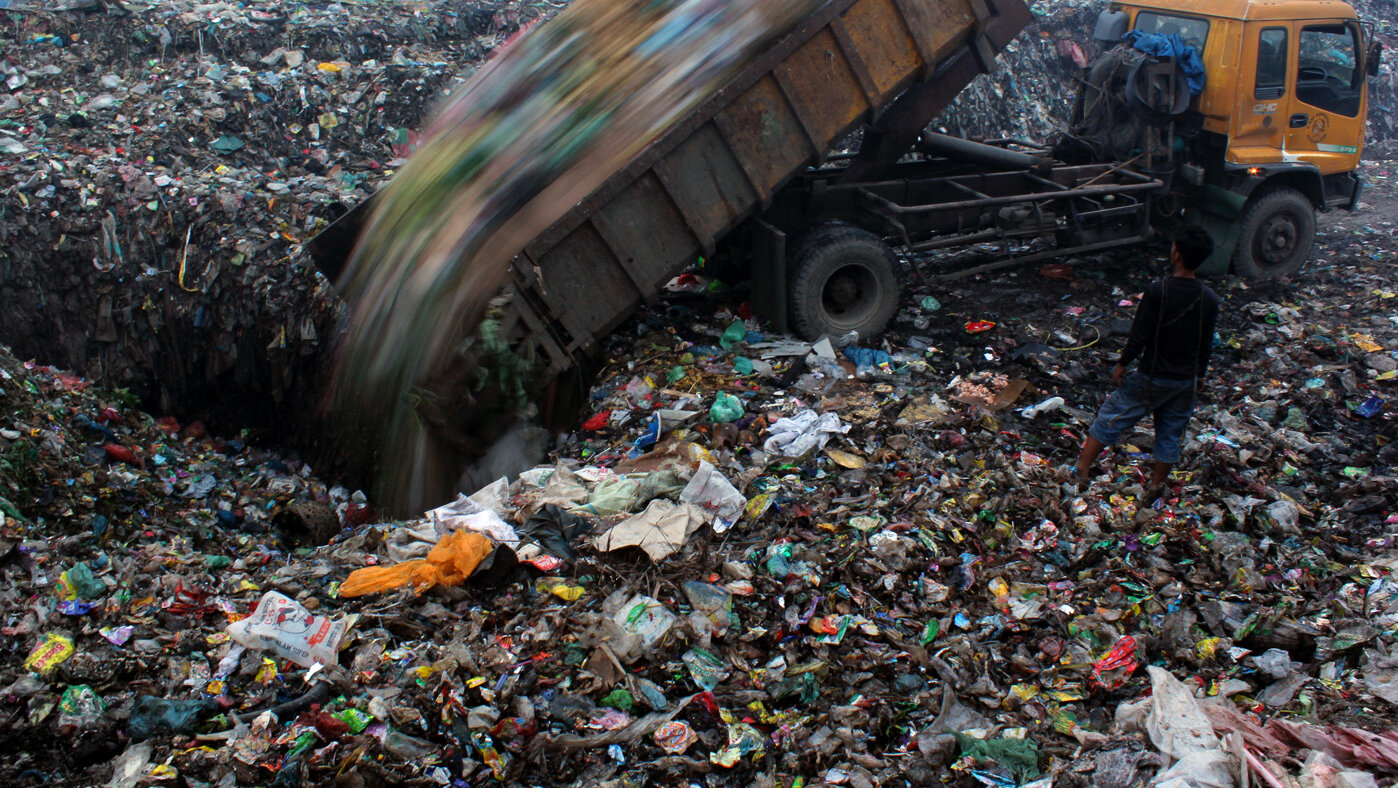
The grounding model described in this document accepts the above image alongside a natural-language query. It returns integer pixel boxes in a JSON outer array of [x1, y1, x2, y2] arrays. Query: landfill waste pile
[[3, 0, 1398, 783], [0, 0, 549, 437], [3, 177, 1397, 785], [2, 0, 1397, 455]]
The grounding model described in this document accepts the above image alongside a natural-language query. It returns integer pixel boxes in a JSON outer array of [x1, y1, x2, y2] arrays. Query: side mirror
[[1368, 41, 1383, 77]]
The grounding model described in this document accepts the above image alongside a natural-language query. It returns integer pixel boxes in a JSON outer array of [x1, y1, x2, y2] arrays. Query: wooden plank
[[651, 123, 760, 246], [828, 17, 882, 110], [841, 0, 923, 93], [714, 75, 818, 196], [593, 172, 703, 288], [777, 27, 869, 144], [535, 223, 641, 342]]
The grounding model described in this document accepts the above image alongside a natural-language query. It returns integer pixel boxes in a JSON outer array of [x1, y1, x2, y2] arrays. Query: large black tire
[[787, 224, 899, 341], [1232, 187, 1316, 280]]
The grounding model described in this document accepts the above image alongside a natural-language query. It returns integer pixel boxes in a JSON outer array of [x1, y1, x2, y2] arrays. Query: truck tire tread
[[1232, 187, 1316, 280], [787, 224, 900, 341]]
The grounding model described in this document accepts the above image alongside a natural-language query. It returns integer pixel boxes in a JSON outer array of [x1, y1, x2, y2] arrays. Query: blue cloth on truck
[[1121, 30, 1206, 94]]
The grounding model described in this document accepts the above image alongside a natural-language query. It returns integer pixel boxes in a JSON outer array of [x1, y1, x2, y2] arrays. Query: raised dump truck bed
[[306, 0, 1033, 506], [311, 0, 1033, 378]]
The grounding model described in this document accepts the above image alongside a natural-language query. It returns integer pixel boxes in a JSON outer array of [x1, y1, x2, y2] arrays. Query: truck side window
[[1133, 11, 1209, 51], [1296, 24, 1361, 116], [1255, 28, 1287, 99]]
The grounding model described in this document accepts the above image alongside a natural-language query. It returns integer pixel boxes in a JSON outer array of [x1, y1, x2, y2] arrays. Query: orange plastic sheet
[[340, 531, 493, 597]]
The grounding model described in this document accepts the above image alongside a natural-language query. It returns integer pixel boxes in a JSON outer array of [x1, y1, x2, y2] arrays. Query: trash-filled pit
[[2, 193, 1396, 785], [2, 0, 1397, 785]]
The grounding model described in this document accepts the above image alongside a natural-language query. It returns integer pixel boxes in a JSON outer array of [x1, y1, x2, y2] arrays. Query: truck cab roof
[[1116, 0, 1358, 21]]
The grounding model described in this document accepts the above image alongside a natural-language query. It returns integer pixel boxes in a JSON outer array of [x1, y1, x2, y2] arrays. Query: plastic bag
[[682, 581, 733, 641], [428, 494, 519, 545], [709, 392, 744, 423], [24, 633, 74, 673], [592, 499, 705, 561], [107, 742, 153, 788], [720, 320, 747, 350], [762, 409, 848, 458], [128, 695, 218, 741], [340, 530, 493, 598], [679, 461, 746, 533], [57, 684, 104, 733], [58, 562, 106, 600], [570, 475, 642, 517], [226, 591, 351, 668], [613, 595, 676, 650]]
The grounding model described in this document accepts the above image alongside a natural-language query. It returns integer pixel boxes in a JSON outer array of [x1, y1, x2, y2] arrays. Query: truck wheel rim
[[822, 262, 879, 327], [1256, 212, 1299, 266]]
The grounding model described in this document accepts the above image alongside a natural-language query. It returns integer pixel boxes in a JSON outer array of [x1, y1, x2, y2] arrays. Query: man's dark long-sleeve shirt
[[1119, 276, 1220, 379]]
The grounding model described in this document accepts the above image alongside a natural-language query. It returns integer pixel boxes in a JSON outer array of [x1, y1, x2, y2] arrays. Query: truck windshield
[[1134, 12, 1209, 51]]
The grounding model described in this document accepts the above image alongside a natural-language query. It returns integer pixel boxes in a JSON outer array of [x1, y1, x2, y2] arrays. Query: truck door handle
[[1289, 113, 1309, 128]]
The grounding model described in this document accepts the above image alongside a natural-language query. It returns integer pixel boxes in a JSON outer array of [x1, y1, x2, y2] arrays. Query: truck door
[[1285, 22, 1365, 173], [1230, 24, 1290, 160]]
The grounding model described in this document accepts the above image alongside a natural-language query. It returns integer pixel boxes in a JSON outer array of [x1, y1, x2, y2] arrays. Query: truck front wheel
[[1232, 188, 1316, 280], [788, 225, 900, 341]]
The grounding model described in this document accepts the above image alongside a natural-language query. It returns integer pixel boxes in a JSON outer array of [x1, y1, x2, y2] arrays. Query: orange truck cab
[[1108, 0, 1379, 277]]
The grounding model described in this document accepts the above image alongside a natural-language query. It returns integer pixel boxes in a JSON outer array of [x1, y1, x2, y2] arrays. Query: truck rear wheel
[[788, 225, 900, 341], [1232, 188, 1315, 280]]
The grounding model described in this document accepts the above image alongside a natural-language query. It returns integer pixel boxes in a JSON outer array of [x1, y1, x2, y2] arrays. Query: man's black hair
[[1173, 226, 1214, 271]]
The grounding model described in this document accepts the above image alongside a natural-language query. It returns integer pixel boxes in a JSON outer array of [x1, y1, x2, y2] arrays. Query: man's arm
[[1119, 283, 1161, 370]]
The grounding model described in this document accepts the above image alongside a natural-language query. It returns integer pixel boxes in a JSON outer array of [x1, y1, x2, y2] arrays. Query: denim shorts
[[1088, 371, 1197, 464]]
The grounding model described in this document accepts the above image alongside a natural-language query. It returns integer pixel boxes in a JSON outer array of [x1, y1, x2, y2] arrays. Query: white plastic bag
[[762, 409, 848, 458], [679, 461, 746, 533], [427, 493, 519, 546], [226, 591, 349, 668]]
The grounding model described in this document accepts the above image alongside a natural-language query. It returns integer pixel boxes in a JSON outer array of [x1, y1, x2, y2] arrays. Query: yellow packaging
[[25, 633, 75, 673]]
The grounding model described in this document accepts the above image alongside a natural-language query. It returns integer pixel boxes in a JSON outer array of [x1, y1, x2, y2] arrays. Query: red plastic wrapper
[[303, 708, 350, 740], [582, 411, 611, 431], [964, 320, 997, 334], [523, 555, 565, 572], [694, 691, 721, 718], [104, 443, 144, 469], [1090, 635, 1139, 690], [342, 502, 375, 527]]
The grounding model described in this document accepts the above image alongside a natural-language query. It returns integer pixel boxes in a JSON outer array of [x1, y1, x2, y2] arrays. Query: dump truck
[[307, 0, 1379, 510]]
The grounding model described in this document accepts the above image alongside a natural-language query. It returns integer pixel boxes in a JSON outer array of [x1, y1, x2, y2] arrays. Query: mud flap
[[749, 219, 789, 334], [1180, 185, 1245, 276]]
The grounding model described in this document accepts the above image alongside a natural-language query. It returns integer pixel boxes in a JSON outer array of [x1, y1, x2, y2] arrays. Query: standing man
[[1073, 227, 1220, 502]]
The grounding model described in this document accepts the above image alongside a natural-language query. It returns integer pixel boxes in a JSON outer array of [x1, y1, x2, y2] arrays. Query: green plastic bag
[[570, 476, 642, 517], [710, 392, 744, 423], [952, 733, 1040, 781], [64, 562, 107, 600], [719, 320, 746, 350]]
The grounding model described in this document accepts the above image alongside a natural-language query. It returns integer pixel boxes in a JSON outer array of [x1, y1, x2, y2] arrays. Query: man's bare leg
[[1075, 436, 1107, 485], [1149, 460, 1172, 488]]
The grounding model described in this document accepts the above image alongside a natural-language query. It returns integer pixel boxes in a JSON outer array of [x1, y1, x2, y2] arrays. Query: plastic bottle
[[804, 353, 848, 384], [128, 696, 219, 740], [383, 730, 438, 759], [1023, 396, 1065, 419]]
